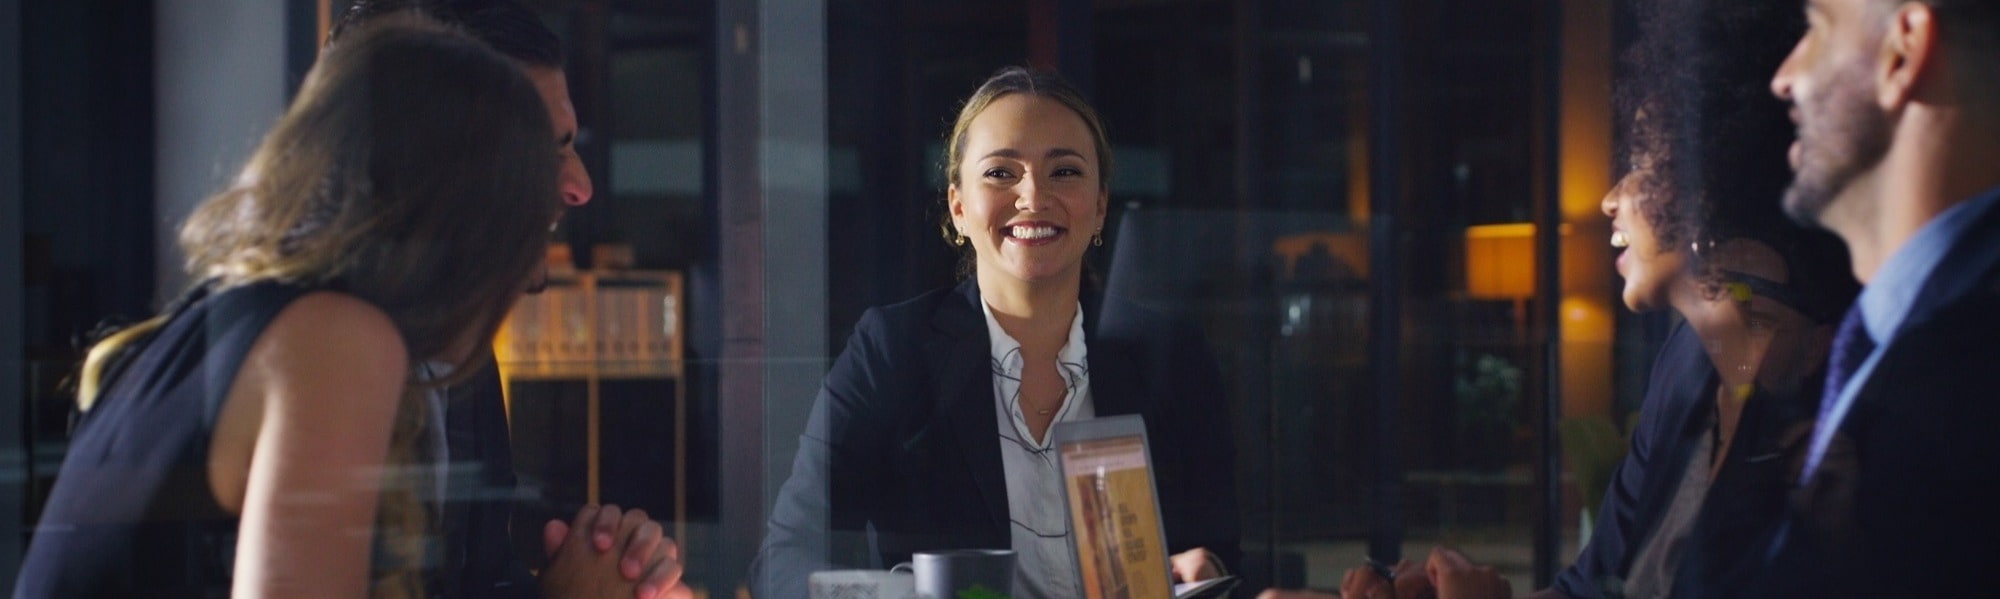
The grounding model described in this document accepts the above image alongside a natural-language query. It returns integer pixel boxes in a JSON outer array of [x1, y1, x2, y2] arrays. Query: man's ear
[[1878, 1, 1938, 110]]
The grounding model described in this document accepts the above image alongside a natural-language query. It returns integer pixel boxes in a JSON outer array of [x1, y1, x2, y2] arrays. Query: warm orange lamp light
[[1465, 223, 1539, 300]]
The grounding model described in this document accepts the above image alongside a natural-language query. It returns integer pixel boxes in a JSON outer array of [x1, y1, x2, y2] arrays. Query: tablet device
[[1053, 415, 1238, 599]]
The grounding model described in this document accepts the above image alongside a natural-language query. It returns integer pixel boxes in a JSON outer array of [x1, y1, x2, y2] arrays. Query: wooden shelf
[[493, 270, 686, 545]]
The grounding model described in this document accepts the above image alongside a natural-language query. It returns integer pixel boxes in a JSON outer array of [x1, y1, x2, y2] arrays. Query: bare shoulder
[[243, 290, 409, 406], [217, 291, 415, 597], [210, 290, 410, 512]]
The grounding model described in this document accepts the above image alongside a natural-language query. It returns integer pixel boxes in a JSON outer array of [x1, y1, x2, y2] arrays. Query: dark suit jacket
[[435, 365, 541, 599], [751, 280, 1241, 598], [1554, 322, 1714, 598], [1553, 321, 1820, 599], [1754, 194, 2000, 598]]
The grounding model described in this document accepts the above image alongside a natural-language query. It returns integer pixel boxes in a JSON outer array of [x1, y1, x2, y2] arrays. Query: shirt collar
[[978, 300, 1089, 369], [1857, 188, 2000, 342], [418, 360, 456, 383]]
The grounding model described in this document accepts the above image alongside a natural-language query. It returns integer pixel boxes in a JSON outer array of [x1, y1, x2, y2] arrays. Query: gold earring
[[955, 235, 969, 247]]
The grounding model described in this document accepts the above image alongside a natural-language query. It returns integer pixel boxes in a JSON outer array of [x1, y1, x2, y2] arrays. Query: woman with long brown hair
[[18, 18, 565, 598]]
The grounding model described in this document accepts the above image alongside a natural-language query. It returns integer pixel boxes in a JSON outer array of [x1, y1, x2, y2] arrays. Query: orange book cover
[[1061, 436, 1169, 599]]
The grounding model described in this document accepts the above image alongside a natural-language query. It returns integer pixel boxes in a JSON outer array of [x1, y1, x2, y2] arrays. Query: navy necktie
[[1776, 303, 1878, 556], [1819, 304, 1876, 422]]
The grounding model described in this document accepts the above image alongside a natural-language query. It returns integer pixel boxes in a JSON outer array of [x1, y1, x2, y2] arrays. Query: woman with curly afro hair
[[1264, 1, 1860, 598]]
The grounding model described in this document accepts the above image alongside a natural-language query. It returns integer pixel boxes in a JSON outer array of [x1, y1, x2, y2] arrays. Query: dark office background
[[1, 0, 1665, 594]]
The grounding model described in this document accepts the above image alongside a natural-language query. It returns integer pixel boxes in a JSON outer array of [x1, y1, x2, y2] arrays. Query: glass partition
[[8, 0, 1693, 596]]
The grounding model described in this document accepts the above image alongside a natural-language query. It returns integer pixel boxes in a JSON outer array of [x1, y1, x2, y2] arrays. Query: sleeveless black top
[[17, 282, 312, 598]]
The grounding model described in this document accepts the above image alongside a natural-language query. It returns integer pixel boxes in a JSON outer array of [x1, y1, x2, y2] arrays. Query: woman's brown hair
[[78, 15, 559, 596]]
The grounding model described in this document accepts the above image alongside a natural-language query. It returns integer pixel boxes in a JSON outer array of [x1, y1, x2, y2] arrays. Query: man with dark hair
[[330, 0, 591, 211], [1764, 0, 2000, 595], [328, 3, 686, 599]]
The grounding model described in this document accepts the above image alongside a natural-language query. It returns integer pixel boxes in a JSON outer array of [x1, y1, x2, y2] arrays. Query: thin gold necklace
[[1027, 391, 1059, 416]]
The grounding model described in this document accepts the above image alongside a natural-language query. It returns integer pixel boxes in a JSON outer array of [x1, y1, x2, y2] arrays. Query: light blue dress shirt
[[1801, 189, 2000, 481]]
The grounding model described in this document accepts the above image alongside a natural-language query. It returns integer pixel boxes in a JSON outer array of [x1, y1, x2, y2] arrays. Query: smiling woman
[[1534, 0, 1859, 596], [949, 92, 1107, 321], [939, 67, 1114, 284], [752, 66, 1240, 599], [1280, 1, 1862, 598]]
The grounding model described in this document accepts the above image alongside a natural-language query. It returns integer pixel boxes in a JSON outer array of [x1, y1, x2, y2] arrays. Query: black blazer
[[436, 365, 541, 598], [1551, 321, 1817, 599], [1553, 322, 1714, 598], [1755, 193, 2000, 598], [751, 280, 1241, 598]]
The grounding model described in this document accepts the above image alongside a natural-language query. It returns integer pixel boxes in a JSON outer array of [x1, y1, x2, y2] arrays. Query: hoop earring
[[1091, 226, 1104, 247]]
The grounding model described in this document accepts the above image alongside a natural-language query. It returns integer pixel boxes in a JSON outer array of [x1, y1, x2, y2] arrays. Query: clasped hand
[[539, 504, 693, 599], [1255, 546, 1512, 599]]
